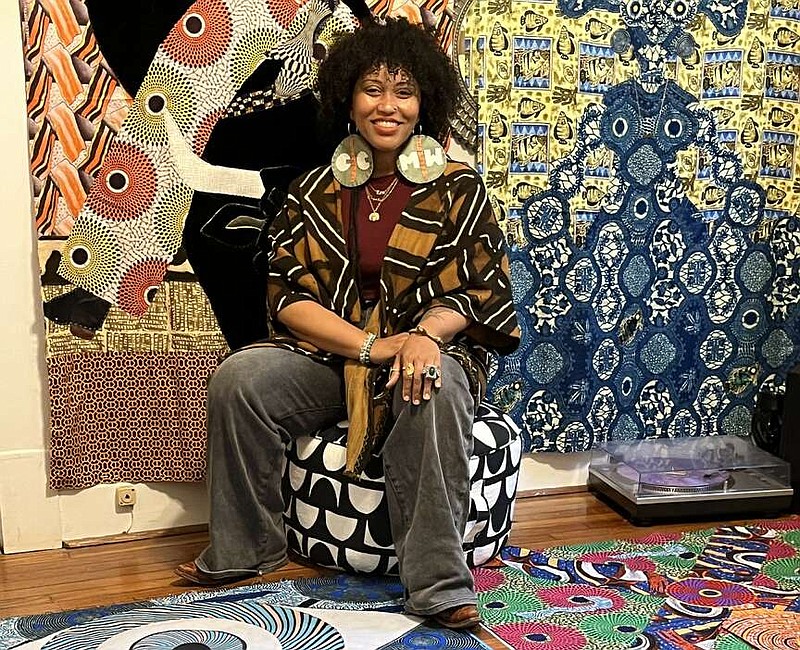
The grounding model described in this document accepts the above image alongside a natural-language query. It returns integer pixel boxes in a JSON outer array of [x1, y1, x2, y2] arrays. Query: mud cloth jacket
[[260, 160, 520, 475]]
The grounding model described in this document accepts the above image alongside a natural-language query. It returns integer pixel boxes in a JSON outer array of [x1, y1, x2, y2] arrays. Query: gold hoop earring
[[396, 132, 446, 184], [331, 132, 373, 187]]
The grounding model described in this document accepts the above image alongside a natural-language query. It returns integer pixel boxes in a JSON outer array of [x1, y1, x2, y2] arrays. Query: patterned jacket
[[266, 161, 520, 357]]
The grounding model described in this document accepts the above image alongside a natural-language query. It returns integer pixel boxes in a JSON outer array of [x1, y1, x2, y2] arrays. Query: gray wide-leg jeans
[[195, 347, 476, 615]]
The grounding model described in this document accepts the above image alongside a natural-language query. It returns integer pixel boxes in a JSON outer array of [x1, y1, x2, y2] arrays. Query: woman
[[176, 18, 519, 630]]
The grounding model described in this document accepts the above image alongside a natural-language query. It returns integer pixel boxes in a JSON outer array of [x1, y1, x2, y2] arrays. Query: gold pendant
[[368, 211, 380, 222]]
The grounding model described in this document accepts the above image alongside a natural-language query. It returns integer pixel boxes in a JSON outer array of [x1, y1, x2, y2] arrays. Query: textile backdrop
[[458, 0, 800, 452], [20, 0, 456, 489], [24, 0, 227, 489], [17, 0, 800, 488]]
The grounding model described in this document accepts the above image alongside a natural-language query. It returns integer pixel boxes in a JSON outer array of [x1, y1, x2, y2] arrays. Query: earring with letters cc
[[396, 126, 446, 183], [331, 130, 373, 187]]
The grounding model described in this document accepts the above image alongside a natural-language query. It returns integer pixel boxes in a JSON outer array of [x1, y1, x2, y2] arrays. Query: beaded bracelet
[[359, 332, 377, 365], [409, 324, 445, 347]]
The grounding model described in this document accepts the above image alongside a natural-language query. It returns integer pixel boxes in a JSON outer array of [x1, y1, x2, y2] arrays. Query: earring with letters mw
[[396, 125, 446, 184], [331, 124, 373, 187]]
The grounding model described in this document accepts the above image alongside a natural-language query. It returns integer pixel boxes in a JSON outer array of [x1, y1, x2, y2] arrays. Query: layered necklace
[[364, 176, 400, 222]]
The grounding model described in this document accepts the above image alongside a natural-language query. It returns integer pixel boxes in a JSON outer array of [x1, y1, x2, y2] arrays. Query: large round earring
[[331, 127, 373, 187], [396, 128, 446, 184]]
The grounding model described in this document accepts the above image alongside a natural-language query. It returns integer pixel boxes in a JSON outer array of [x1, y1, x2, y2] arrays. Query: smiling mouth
[[373, 120, 401, 128]]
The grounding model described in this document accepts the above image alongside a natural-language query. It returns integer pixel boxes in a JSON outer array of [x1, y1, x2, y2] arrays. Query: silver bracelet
[[358, 332, 377, 365]]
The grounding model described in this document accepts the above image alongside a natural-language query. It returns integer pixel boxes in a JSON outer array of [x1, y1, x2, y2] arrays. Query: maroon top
[[342, 174, 414, 302]]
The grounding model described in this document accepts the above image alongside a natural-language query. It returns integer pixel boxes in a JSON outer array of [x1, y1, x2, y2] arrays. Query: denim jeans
[[195, 346, 476, 615]]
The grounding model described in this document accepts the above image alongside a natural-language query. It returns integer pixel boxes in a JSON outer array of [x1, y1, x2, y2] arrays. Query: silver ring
[[422, 365, 441, 381]]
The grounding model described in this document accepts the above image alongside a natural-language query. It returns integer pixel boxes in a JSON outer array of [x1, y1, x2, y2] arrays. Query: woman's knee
[[209, 350, 261, 401], [434, 355, 474, 411], [208, 348, 344, 427]]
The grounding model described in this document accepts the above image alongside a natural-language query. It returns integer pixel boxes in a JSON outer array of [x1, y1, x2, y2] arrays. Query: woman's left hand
[[385, 334, 441, 404]]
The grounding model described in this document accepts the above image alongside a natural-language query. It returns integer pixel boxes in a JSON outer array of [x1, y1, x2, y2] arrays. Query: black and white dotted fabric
[[282, 402, 522, 575]]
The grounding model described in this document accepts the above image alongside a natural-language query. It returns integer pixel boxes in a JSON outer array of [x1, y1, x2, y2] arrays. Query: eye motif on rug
[[2, 578, 488, 650], [29, 603, 345, 650]]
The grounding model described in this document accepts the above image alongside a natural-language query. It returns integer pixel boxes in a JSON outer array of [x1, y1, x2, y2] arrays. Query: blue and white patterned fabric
[[485, 0, 800, 452], [283, 402, 522, 575]]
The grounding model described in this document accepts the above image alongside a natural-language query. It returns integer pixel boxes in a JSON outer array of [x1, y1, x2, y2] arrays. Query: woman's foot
[[432, 604, 481, 630], [174, 561, 253, 586]]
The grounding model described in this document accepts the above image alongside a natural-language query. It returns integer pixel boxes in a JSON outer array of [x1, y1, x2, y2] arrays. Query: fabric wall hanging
[[22, 0, 366, 488], [455, 0, 800, 452]]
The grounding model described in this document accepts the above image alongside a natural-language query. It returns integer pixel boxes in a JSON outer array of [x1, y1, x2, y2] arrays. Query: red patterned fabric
[[47, 352, 221, 489]]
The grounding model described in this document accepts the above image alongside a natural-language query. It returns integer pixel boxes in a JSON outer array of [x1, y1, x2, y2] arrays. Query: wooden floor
[[0, 492, 792, 648]]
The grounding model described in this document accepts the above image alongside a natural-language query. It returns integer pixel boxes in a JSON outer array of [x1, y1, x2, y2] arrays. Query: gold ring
[[404, 362, 415, 377], [389, 367, 399, 374]]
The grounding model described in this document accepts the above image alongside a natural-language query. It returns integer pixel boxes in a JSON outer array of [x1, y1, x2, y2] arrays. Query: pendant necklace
[[365, 176, 400, 222]]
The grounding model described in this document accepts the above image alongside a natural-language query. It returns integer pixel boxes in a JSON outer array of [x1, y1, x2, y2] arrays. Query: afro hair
[[315, 17, 462, 145]]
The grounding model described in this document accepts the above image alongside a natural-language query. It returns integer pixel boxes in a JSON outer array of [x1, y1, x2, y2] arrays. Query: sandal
[[174, 561, 253, 586]]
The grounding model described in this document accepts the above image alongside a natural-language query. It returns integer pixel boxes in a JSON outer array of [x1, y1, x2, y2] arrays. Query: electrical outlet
[[116, 486, 137, 507]]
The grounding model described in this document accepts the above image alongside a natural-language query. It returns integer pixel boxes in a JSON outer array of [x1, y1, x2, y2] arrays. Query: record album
[[614, 465, 733, 494]]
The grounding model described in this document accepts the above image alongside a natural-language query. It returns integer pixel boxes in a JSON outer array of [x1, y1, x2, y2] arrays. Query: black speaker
[[753, 377, 800, 511], [755, 364, 800, 511], [751, 389, 799, 510], [778, 365, 800, 511], [752, 390, 783, 457]]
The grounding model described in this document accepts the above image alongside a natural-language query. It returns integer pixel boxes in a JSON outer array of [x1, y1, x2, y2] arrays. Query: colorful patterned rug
[[476, 519, 800, 649], [4, 520, 800, 649]]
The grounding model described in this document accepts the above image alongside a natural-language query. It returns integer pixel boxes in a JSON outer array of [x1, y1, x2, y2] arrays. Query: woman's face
[[350, 65, 420, 157]]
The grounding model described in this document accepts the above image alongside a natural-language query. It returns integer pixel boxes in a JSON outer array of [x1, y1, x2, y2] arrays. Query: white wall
[[0, 5, 586, 554], [0, 2, 63, 553]]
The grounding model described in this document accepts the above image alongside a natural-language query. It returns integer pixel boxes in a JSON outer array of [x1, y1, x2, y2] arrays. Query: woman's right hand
[[369, 333, 409, 365]]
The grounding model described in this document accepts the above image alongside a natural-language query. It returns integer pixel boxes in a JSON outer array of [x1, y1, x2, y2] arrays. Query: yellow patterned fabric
[[457, 0, 798, 239]]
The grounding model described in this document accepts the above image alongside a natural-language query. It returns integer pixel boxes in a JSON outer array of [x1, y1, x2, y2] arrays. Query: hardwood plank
[[0, 493, 795, 650]]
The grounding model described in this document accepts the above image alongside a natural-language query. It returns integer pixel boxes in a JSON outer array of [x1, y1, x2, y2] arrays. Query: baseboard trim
[[62, 489, 586, 548], [517, 485, 587, 499], [63, 523, 209, 548]]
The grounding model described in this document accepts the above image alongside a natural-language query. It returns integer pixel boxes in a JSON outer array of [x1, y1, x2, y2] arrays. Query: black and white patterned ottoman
[[282, 402, 522, 575]]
